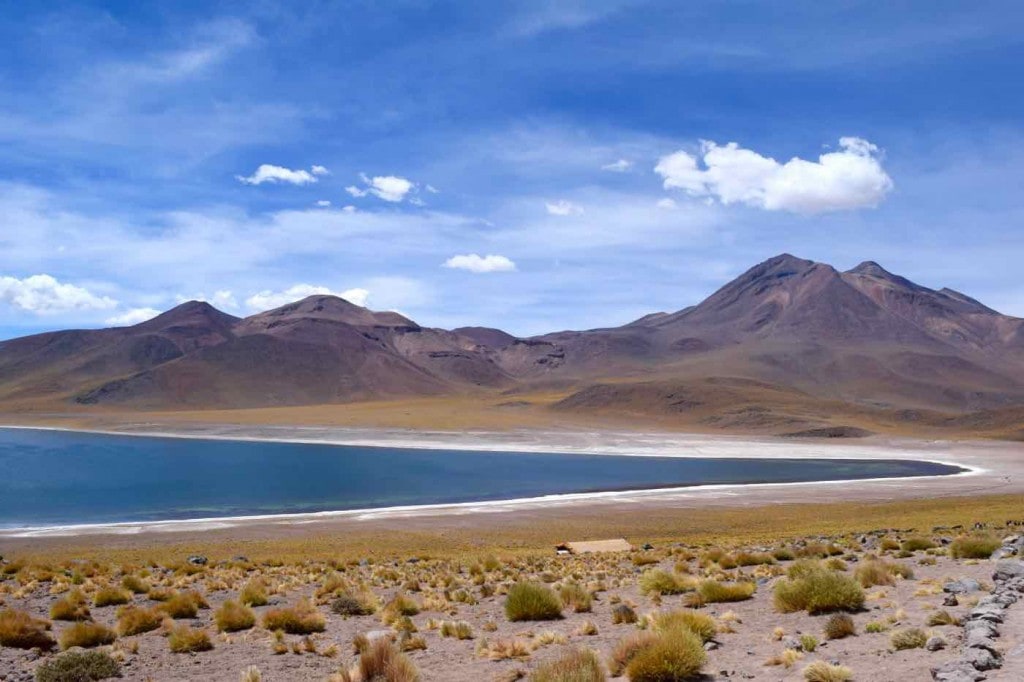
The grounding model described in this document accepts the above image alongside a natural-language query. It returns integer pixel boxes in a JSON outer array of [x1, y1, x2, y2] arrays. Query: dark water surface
[[0, 428, 964, 528]]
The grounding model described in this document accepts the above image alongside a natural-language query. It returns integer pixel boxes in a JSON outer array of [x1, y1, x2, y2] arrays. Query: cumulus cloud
[[105, 307, 161, 326], [545, 200, 584, 216], [346, 173, 417, 202], [656, 197, 678, 210], [443, 254, 517, 273], [315, 200, 331, 207], [601, 159, 633, 172], [236, 164, 329, 186], [245, 284, 370, 311], [0, 274, 117, 314], [654, 137, 893, 214]]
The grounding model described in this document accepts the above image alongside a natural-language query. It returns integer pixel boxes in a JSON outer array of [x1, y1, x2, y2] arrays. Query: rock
[[186, 555, 208, 566], [704, 641, 719, 651], [963, 620, 999, 639], [944, 578, 981, 594], [931, 660, 986, 681], [926, 636, 947, 651], [943, 594, 960, 607], [964, 630, 998, 653], [993, 560, 1024, 582], [963, 646, 1001, 671], [781, 636, 802, 650], [365, 629, 396, 644]]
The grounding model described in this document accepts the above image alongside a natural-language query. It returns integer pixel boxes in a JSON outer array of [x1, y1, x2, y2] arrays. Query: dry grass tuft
[[529, 648, 605, 682], [774, 564, 864, 614], [625, 628, 705, 682], [950, 535, 1001, 559], [824, 613, 856, 640], [59, 621, 116, 650], [215, 600, 256, 632], [505, 582, 562, 622], [890, 627, 927, 650], [354, 638, 420, 681], [116, 604, 164, 636], [50, 590, 91, 621], [262, 599, 326, 634], [168, 624, 213, 653], [0, 608, 55, 650], [803, 661, 854, 682]]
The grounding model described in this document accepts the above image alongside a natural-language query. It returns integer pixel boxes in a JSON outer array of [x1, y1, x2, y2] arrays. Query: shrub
[[803, 661, 854, 682], [735, 551, 774, 566], [697, 580, 755, 603], [530, 648, 605, 682], [926, 610, 959, 626], [0, 608, 55, 650], [116, 605, 164, 636], [240, 580, 269, 607], [890, 627, 927, 650], [772, 547, 796, 561], [799, 634, 819, 652], [559, 583, 593, 613], [649, 609, 716, 642], [93, 586, 131, 608], [611, 604, 637, 625], [121, 575, 150, 594], [168, 625, 213, 653], [50, 590, 91, 621], [823, 613, 856, 640], [59, 622, 116, 650], [638, 569, 695, 596], [381, 594, 420, 624], [505, 582, 562, 622], [864, 621, 888, 633], [215, 600, 255, 632], [608, 631, 658, 677], [330, 592, 375, 617], [35, 649, 120, 682], [950, 535, 1001, 559], [774, 566, 865, 614], [262, 599, 326, 634], [854, 559, 913, 587], [625, 628, 705, 682], [160, 591, 206, 619], [355, 638, 419, 682], [900, 537, 937, 552], [439, 620, 473, 640]]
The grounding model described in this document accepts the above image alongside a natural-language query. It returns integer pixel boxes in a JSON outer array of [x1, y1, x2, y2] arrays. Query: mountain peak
[[245, 294, 417, 329], [133, 300, 239, 332]]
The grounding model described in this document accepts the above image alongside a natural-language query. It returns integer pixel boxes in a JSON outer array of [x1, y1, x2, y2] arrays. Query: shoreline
[[0, 422, 1008, 539]]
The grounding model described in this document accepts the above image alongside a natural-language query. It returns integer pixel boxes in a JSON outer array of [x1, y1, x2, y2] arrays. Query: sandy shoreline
[[0, 422, 1021, 541]]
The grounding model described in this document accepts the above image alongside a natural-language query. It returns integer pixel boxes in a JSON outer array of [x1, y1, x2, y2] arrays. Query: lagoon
[[0, 427, 964, 528]]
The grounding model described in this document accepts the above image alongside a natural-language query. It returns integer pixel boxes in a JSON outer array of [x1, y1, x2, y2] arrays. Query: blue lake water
[[0, 428, 964, 528]]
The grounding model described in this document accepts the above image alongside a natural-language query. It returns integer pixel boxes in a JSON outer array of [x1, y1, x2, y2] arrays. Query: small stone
[[704, 641, 719, 651], [943, 578, 981, 594], [781, 636, 802, 651], [926, 636, 947, 651], [943, 594, 959, 607], [186, 555, 208, 566]]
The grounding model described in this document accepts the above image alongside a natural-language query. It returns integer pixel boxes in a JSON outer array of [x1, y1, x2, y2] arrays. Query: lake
[[0, 427, 964, 528]]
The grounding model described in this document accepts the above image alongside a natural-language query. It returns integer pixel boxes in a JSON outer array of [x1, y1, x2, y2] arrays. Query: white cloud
[[656, 197, 678, 210], [545, 199, 585, 216], [0, 274, 117, 315], [315, 200, 331, 207], [236, 164, 327, 186], [105, 307, 161, 326], [602, 159, 634, 172], [342, 205, 357, 213], [176, 290, 238, 310], [245, 284, 370, 311], [443, 254, 517, 274], [655, 137, 893, 214], [347, 174, 417, 202]]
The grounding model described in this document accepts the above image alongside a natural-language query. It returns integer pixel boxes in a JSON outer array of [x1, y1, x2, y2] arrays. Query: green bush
[[529, 648, 605, 682], [950, 535, 1001, 559], [625, 628, 706, 682], [505, 582, 563, 622], [638, 569, 695, 595], [35, 649, 120, 682], [649, 609, 716, 642], [774, 565, 865, 614], [697, 580, 755, 603]]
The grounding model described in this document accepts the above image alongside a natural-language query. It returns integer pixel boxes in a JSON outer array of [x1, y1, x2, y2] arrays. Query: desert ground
[[3, 418, 1024, 681]]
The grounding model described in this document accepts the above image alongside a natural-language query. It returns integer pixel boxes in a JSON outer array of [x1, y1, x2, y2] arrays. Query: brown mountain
[[2, 254, 1024, 434]]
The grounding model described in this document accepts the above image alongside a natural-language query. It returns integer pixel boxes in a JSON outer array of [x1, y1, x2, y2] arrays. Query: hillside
[[2, 254, 1024, 435]]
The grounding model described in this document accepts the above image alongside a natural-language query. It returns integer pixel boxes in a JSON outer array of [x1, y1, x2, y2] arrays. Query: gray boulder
[[931, 660, 986, 681], [944, 578, 981, 594], [993, 559, 1024, 582]]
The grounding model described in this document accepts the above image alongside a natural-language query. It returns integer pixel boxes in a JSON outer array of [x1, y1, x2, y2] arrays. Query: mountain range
[[3, 254, 1024, 437]]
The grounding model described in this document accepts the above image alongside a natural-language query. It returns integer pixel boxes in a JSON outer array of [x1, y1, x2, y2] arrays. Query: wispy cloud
[[443, 254, 517, 273]]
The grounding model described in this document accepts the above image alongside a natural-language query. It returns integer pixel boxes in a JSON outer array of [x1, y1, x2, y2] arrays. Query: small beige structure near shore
[[556, 538, 632, 555]]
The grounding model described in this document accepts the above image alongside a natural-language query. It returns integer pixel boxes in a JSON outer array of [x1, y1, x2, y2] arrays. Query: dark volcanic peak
[[132, 300, 240, 333], [245, 295, 418, 329], [938, 287, 1000, 315]]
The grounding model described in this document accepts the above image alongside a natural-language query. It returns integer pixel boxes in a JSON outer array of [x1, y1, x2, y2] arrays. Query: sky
[[1, 1, 1023, 339]]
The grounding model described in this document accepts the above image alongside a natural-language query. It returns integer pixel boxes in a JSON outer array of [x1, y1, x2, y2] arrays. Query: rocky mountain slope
[[2, 254, 1023, 425]]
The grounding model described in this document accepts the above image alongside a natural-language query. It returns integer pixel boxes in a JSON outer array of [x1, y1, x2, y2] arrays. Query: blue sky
[[1, 1, 1022, 339]]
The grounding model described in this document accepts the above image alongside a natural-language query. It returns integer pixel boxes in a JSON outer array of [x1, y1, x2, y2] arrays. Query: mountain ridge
[[2, 254, 1024, 432]]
